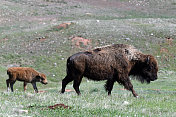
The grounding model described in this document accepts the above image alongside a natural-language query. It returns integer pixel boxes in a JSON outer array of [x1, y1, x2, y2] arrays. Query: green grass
[[1, 68, 176, 117], [0, 77, 176, 117]]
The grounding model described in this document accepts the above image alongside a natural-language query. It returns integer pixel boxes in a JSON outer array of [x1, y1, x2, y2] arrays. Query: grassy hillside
[[0, 0, 176, 116]]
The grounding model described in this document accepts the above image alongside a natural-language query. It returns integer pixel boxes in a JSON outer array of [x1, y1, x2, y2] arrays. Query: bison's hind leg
[[61, 75, 74, 94], [73, 75, 83, 95], [104, 79, 115, 95]]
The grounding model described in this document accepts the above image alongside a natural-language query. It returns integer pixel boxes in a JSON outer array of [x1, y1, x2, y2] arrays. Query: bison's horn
[[146, 56, 150, 64]]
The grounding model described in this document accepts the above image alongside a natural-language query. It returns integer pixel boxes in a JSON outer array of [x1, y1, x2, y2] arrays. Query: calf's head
[[36, 73, 48, 84]]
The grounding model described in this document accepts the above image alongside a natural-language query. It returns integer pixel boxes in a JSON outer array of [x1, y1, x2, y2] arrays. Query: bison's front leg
[[104, 79, 115, 95], [120, 77, 138, 97], [124, 80, 138, 97], [31, 82, 38, 93], [126, 83, 138, 97]]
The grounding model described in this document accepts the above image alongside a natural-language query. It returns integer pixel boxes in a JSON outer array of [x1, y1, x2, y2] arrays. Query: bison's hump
[[91, 44, 141, 61]]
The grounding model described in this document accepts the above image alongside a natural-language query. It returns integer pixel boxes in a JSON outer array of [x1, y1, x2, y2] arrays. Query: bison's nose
[[153, 75, 157, 81]]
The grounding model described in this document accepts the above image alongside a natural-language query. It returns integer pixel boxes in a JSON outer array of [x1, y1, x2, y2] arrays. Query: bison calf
[[6, 67, 48, 93], [61, 44, 158, 97]]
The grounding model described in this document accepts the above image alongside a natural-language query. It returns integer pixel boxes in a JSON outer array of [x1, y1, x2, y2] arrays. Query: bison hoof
[[60, 90, 65, 94], [135, 96, 139, 98]]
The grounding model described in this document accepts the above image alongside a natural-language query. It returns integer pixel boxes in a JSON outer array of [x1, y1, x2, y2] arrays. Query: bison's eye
[[148, 67, 151, 71], [148, 65, 153, 71]]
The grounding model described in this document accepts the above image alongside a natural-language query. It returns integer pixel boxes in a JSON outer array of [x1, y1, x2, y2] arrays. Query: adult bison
[[61, 44, 158, 97], [6, 67, 48, 93]]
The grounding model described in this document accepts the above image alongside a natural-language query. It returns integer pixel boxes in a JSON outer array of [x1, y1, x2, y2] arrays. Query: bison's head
[[141, 55, 158, 83], [37, 73, 48, 85], [131, 55, 158, 83]]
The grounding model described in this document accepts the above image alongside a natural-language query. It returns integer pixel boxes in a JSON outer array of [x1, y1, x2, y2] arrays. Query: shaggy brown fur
[[61, 44, 158, 97], [6, 67, 48, 93]]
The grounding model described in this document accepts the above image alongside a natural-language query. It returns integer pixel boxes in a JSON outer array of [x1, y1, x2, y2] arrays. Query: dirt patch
[[38, 90, 47, 93], [56, 22, 73, 30], [65, 89, 74, 92], [35, 36, 48, 42], [165, 37, 174, 46], [71, 36, 91, 49], [28, 103, 71, 110], [48, 103, 71, 109], [0, 38, 8, 43]]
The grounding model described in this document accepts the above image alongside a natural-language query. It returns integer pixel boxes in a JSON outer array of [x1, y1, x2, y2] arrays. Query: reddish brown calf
[[6, 67, 48, 93]]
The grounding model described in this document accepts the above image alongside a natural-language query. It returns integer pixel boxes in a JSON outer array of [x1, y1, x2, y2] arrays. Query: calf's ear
[[36, 75, 43, 82], [36, 74, 41, 79]]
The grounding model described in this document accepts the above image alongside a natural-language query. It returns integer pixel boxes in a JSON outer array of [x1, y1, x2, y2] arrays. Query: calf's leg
[[10, 81, 16, 92], [6, 79, 10, 92], [31, 82, 38, 93], [24, 82, 27, 92]]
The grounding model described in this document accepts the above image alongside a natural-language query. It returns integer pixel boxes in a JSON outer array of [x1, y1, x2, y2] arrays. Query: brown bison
[[6, 67, 48, 93], [61, 44, 158, 97]]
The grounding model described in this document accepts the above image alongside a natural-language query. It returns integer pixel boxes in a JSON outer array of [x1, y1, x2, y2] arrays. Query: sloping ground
[[0, 0, 176, 81], [74, 0, 176, 17]]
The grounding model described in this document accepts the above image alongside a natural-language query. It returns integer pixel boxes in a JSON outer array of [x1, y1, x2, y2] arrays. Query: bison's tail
[[66, 57, 74, 75], [7, 70, 10, 75]]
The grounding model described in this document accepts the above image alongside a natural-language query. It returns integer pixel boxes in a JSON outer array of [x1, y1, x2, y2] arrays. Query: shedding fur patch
[[122, 45, 142, 61], [92, 44, 142, 61]]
